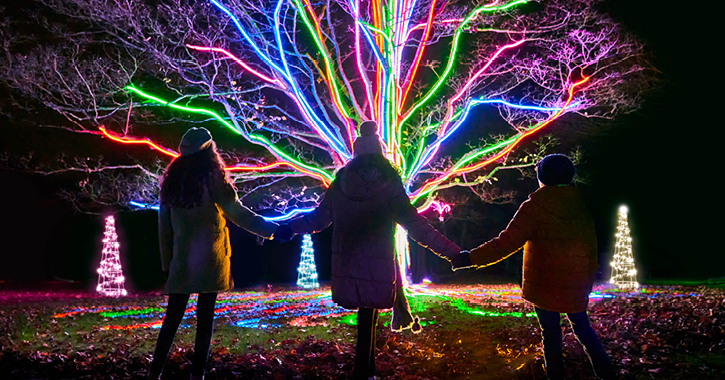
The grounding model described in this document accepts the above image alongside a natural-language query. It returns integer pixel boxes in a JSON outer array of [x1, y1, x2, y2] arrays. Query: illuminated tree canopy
[[1, 0, 653, 216]]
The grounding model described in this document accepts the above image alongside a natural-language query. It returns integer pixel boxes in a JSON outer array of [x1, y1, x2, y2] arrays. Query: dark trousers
[[534, 307, 615, 380], [354, 308, 379, 379], [150, 292, 218, 376]]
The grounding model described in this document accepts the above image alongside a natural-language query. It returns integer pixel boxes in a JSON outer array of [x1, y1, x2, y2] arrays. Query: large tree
[[1, 0, 653, 278]]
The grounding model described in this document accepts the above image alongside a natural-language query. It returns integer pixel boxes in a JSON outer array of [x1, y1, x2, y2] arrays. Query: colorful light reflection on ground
[[47, 283, 697, 332]]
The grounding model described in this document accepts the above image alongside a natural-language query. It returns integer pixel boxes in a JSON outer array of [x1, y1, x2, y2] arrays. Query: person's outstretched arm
[[214, 182, 278, 239], [158, 203, 173, 271], [285, 189, 333, 236], [392, 184, 460, 260], [468, 199, 536, 267]]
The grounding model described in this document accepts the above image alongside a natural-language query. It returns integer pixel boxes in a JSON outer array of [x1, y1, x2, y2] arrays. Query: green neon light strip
[[126, 85, 241, 134], [411, 135, 518, 203], [398, 0, 527, 129], [125, 85, 334, 183]]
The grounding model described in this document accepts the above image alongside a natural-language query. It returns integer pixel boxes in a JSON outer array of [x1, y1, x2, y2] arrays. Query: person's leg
[[354, 308, 377, 379], [368, 309, 379, 377], [567, 311, 615, 380], [149, 293, 190, 377], [191, 292, 218, 378], [534, 307, 565, 380]]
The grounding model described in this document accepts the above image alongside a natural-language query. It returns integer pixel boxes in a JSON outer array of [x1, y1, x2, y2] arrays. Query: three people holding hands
[[150, 124, 614, 380]]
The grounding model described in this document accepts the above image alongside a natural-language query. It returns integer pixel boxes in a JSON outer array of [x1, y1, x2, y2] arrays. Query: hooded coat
[[469, 185, 598, 313], [159, 181, 277, 294], [287, 158, 460, 310]]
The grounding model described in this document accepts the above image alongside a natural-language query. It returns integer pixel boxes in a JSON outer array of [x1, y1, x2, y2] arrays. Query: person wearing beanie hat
[[536, 153, 576, 186], [452, 154, 615, 380], [273, 121, 460, 380], [148, 128, 280, 380], [178, 127, 213, 156], [353, 120, 384, 157]]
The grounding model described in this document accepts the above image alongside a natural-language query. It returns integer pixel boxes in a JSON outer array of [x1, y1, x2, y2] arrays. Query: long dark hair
[[159, 142, 232, 208]]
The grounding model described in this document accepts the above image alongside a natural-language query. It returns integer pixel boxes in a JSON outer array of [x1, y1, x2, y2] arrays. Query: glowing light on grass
[[51, 284, 661, 332]]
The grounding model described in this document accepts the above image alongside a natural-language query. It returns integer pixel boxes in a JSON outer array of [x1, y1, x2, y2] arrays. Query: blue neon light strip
[[128, 201, 313, 221]]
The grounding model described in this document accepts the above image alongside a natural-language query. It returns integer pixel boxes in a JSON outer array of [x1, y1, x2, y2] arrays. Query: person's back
[[518, 184, 597, 313], [454, 154, 615, 380]]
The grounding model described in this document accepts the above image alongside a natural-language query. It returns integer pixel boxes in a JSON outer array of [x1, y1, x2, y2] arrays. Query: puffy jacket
[[159, 182, 277, 294], [288, 161, 460, 309], [469, 185, 598, 313]]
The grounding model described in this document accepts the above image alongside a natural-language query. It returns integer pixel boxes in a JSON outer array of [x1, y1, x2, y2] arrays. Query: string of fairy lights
[[610, 206, 639, 289], [96, 216, 127, 297]]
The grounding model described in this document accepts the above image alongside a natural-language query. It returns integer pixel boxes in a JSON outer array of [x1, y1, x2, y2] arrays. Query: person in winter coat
[[274, 121, 461, 380], [452, 154, 615, 380], [148, 127, 279, 380]]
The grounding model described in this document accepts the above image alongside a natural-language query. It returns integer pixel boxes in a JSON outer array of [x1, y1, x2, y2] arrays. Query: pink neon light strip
[[451, 40, 525, 104], [186, 45, 285, 88]]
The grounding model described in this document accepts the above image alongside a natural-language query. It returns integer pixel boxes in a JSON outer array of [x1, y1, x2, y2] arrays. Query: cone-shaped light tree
[[610, 205, 638, 289], [96, 215, 128, 297], [2, 0, 653, 280], [297, 234, 320, 289]]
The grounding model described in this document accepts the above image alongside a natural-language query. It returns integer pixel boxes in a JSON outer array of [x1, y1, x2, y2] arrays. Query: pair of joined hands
[[449, 250, 474, 271], [273, 224, 475, 272], [273, 224, 294, 242]]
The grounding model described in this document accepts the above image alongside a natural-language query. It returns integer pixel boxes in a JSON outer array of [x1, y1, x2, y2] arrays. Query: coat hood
[[528, 185, 587, 219], [337, 163, 396, 201]]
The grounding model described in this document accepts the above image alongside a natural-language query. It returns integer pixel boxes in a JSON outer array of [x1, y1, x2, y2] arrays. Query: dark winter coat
[[469, 185, 598, 313], [159, 182, 277, 294], [287, 159, 460, 310]]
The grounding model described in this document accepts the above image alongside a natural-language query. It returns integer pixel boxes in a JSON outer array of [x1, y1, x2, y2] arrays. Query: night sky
[[0, 0, 721, 290]]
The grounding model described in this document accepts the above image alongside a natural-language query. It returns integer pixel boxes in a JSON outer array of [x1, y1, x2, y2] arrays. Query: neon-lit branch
[[292, 0, 357, 150], [399, 0, 437, 113], [185, 45, 285, 87], [98, 126, 180, 158], [411, 76, 590, 201], [406, 95, 580, 181], [270, 0, 351, 158], [124, 86, 335, 185], [209, 0, 291, 83], [399, 0, 528, 127]]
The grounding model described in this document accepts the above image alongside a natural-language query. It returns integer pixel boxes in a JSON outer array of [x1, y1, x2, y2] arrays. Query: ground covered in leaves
[[1, 282, 724, 380]]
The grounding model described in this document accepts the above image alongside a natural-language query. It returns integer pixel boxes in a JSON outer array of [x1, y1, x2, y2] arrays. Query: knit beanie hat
[[536, 154, 575, 185], [179, 127, 213, 156], [353, 121, 383, 157]]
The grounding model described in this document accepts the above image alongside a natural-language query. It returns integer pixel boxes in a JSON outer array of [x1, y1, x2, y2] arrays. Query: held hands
[[451, 250, 474, 271], [273, 224, 295, 242]]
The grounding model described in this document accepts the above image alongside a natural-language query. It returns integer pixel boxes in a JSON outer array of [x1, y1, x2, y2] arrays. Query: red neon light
[[98, 126, 180, 158], [99, 127, 330, 187]]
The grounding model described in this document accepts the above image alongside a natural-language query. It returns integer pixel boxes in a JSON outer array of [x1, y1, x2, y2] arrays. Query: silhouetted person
[[148, 127, 279, 380], [453, 154, 615, 380], [275, 121, 460, 380]]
